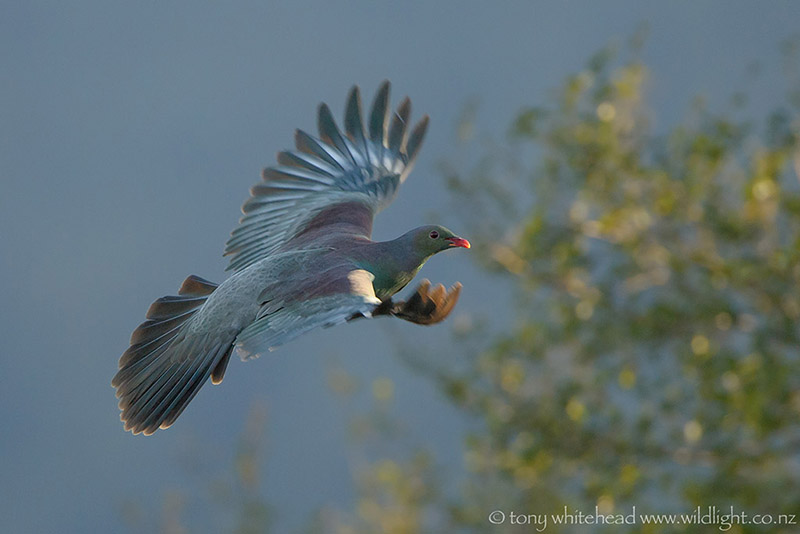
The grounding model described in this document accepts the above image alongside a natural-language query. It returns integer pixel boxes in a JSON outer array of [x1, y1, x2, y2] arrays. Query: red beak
[[446, 237, 471, 249]]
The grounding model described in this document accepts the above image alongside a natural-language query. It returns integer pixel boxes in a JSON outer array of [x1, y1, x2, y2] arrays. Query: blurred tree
[[305, 370, 443, 534], [323, 36, 800, 534], [430, 37, 800, 533]]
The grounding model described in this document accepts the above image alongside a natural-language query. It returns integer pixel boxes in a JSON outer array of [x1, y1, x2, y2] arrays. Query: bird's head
[[410, 225, 471, 257]]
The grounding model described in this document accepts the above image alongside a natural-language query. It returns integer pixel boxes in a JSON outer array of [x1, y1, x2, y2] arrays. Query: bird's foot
[[373, 279, 462, 325]]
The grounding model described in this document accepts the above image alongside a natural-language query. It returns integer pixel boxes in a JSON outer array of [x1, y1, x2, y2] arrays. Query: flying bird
[[112, 82, 470, 435]]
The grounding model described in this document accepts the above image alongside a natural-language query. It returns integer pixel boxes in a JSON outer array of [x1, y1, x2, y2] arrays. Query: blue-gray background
[[2, 2, 797, 532]]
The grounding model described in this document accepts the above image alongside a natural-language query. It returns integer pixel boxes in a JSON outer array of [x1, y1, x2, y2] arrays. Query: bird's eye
[[429, 230, 439, 239]]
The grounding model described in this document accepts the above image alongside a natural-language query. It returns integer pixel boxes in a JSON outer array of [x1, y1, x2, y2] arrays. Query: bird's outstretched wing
[[224, 81, 429, 272]]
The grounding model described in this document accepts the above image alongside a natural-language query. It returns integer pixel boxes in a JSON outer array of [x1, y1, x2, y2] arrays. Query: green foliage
[[309, 453, 438, 534], [438, 40, 800, 533], [307, 371, 443, 534]]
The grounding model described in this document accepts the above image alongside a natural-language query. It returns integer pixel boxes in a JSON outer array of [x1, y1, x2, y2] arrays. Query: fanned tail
[[112, 275, 235, 435]]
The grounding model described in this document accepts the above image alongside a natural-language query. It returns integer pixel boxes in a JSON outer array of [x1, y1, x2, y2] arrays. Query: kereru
[[113, 82, 469, 435]]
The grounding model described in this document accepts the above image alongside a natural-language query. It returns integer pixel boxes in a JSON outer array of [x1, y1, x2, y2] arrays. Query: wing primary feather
[[369, 81, 390, 145], [276, 151, 338, 177], [262, 166, 337, 185], [389, 97, 411, 160], [344, 86, 370, 166], [294, 129, 347, 169], [243, 191, 306, 206], [224, 81, 431, 271], [318, 103, 356, 166], [341, 135, 368, 172], [250, 182, 325, 197], [227, 217, 293, 246], [403, 115, 430, 177], [239, 199, 294, 216]]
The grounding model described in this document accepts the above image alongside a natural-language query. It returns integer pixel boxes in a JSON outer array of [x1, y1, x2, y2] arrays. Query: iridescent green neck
[[349, 238, 432, 300]]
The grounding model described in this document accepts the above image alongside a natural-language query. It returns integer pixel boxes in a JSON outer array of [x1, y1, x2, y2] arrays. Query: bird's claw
[[374, 279, 462, 325]]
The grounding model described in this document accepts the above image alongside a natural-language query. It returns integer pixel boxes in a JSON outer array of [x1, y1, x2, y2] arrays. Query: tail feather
[[118, 327, 182, 368], [130, 313, 195, 346], [124, 360, 189, 428], [133, 342, 215, 435], [129, 337, 207, 429], [113, 275, 236, 435], [121, 335, 204, 415], [145, 295, 208, 320], [157, 342, 231, 431], [211, 345, 234, 385], [114, 334, 187, 404], [178, 274, 218, 295]]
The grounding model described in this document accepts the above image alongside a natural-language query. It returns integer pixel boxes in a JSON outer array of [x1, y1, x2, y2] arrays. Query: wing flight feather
[[224, 81, 428, 272]]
